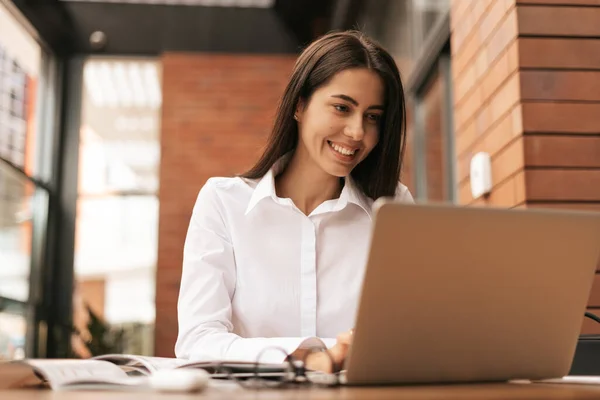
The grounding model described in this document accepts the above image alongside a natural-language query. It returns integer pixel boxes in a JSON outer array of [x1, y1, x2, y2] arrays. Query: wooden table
[[5, 382, 600, 399]]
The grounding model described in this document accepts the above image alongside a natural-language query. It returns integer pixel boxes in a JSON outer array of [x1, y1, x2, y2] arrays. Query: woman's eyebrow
[[331, 94, 384, 110]]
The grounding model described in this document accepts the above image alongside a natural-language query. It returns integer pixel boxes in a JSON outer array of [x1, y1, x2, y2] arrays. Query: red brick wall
[[515, 0, 600, 209], [514, 0, 600, 334], [452, 0, 600, 210], [451, 0, 523, 207], [451, 0, 600, 334], [155, 53, 296, 357], [79, 278, 106, 319]]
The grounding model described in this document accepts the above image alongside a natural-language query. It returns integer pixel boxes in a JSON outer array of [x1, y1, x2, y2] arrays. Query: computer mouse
[[149, 369, 210, 393]]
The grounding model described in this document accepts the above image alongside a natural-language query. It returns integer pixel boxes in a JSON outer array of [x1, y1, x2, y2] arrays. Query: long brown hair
[[241, 30, 407, 200]]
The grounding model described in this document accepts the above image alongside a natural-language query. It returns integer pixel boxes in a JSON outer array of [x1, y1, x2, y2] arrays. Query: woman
[[175, 30, 413, 373]]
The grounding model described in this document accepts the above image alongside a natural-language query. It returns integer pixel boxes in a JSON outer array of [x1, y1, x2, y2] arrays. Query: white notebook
[[0, 354, 287, 391]]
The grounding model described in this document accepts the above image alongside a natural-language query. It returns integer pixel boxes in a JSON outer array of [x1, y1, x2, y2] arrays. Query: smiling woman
[[175, 30, 413, 374], [294, 68, 384, 181], [242, 30, 409, 205]]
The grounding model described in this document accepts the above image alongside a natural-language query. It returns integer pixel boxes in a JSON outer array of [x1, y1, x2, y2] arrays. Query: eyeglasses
[[209, 346, 342, 389]]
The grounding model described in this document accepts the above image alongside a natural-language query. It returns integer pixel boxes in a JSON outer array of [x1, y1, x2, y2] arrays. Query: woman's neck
[[275, 149, 342, 216]]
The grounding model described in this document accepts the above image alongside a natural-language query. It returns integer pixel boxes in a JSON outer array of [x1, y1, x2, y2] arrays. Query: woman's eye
[[367, 114, 382, 123], [334, 104, 349, 113]]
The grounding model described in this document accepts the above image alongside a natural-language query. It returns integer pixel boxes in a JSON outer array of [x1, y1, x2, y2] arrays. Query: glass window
[[421, 69, 449, 202], [0, 2, 44, 176], [74, 58, 161, 357], [0, 311, 26, 360], [0, 1, 59, 359], [412, 0, 450, 49], [0, 162, 34, 302], [357, 0, 449, 76], [358, 0, 417, 76], [412, 55, 457, 203]]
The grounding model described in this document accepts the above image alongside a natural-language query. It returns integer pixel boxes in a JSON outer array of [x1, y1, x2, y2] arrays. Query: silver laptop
[[343, 200, 600, 385]]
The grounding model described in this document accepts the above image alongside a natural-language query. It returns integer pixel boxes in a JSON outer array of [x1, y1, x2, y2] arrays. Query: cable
[[585, 311, 600, 324]]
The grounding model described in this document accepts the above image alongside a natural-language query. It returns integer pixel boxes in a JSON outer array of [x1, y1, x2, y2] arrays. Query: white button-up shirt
[[175, 160, 413, 363]]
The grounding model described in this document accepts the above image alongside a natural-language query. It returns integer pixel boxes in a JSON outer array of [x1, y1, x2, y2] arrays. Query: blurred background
[[1, 0, 599, 360]]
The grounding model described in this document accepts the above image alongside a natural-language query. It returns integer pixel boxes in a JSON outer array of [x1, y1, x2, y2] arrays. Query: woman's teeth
[[328, 141, 356, 156]]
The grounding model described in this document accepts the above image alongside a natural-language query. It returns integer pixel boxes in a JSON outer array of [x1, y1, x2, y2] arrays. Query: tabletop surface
[[5, 382, 600, 400]]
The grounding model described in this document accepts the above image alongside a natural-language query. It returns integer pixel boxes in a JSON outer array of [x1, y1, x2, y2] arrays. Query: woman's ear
[[294, 99, 306, 122]]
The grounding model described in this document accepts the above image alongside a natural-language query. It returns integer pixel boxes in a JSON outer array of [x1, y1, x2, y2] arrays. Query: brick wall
[[515, 0, 600, 334], [155, 53, 296, 357], [79, 278, 106, 318], [515, 0, 600, 209], [452, 0, 600, 210], [452, 0, 523, 207], [451, 0, 600, 333]]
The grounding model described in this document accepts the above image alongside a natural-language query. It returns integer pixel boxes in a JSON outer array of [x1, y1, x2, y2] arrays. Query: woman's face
[[295, 67, 384, 178]]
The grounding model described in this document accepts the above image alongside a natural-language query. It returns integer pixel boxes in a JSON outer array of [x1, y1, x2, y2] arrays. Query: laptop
[[342, 200, 600, 385]]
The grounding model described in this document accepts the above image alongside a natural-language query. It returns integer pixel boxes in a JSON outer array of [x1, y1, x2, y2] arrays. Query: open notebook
[[0, 354, 290, 390]]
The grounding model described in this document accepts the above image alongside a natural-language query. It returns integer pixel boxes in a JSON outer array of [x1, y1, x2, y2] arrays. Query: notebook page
[[92, 354, 189, 373], [26, 359, 133, 390], [134, 356, 190, 371]]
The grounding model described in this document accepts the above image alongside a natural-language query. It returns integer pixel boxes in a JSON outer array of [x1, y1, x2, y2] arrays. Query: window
[[0, 162, 34, 302], [414, 58, 456, 203], [73, 58, 161, 357], [0, 0, 58, 360], [412, 0, 450, 51]]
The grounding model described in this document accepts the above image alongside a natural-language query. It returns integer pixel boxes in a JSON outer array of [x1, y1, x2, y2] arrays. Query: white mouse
[[149, 369, 210, 393]]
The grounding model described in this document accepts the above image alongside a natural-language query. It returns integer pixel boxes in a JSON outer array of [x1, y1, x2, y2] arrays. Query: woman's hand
[[304, 329, 353, 373]]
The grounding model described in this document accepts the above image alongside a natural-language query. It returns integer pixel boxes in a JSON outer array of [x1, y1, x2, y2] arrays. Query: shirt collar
[[338, 175, 373, 218], [244, 154, 289, 215], [244, 153, 373, 217]]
